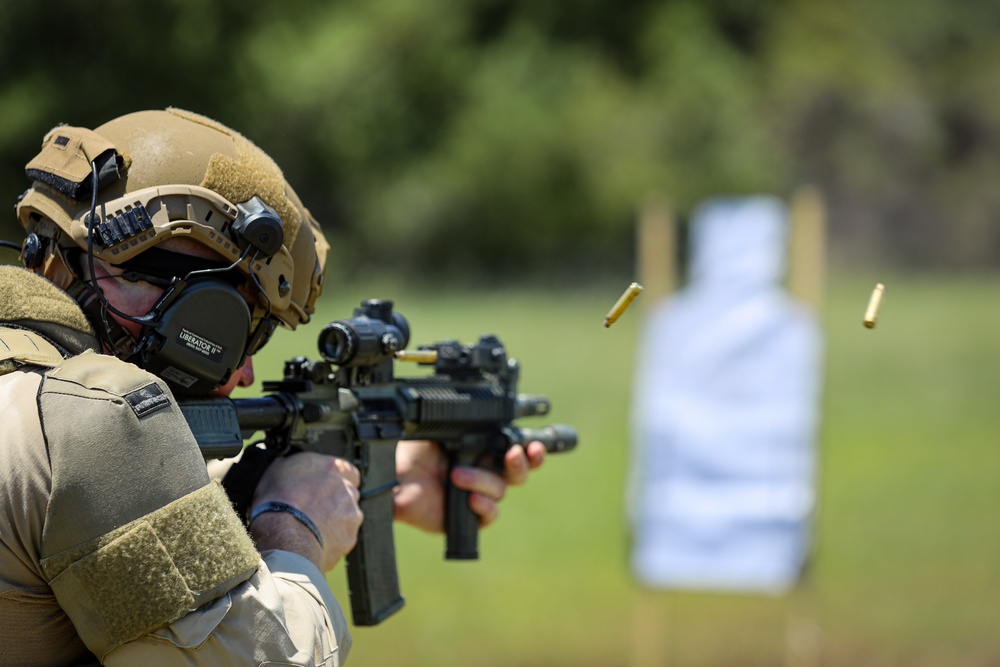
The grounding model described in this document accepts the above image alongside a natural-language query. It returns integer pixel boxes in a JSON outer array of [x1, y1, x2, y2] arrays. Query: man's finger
[[333, 458, 361, 487], [451, 466, 506, 501], [503, 445, 533, 486], [469, 493, 499, 528]]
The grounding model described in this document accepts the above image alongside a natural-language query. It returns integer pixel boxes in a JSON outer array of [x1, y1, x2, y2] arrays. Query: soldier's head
[[15, 108, 330, 395]]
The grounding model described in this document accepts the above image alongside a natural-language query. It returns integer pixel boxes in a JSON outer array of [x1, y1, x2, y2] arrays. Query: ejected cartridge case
[[604, 282, 644, 328], [395, 349, 439, 364], [864, 283, 885, 329]]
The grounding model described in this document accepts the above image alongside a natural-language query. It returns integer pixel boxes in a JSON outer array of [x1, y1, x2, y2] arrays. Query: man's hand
[[250, 453, 363, 572], [393, 439, 546, 533]]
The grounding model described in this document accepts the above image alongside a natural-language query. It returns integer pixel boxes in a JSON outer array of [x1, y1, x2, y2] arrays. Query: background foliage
[[2, 2, 999, 664], [3, 0, 1000, 276]]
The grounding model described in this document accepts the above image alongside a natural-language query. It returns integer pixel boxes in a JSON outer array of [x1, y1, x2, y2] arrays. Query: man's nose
[[237, 358, 255, 387]]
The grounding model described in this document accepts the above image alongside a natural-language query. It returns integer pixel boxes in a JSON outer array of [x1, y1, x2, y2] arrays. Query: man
[[0, 108, 544, 665]]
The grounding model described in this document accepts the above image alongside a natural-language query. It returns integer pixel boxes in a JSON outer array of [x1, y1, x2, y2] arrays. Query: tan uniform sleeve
[[103, 551, 352, 667]]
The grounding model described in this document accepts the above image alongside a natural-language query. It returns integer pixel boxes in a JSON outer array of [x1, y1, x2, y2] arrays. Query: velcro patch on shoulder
[[124, 383, 170, 418], [41, 481, 259, 659]]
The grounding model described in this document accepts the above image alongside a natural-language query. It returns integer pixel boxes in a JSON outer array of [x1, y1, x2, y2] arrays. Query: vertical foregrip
[[344, 441, 405, 625], [444, 446, 481, 560]]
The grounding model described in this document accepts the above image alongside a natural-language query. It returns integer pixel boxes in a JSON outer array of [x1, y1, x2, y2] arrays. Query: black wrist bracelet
[[248, 501, 324, 548]]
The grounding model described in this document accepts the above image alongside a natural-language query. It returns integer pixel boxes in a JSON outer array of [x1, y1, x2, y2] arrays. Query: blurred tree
[[768, 0, 1000, 268], [2, 0, 1000, 276], [0, 0, 262, 247]]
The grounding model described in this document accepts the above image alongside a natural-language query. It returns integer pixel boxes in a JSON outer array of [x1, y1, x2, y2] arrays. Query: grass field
[[246, 271, 1000, 666]]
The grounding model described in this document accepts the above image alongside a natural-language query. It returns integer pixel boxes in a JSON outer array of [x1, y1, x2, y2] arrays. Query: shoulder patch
[[124, 383, 170, 418]]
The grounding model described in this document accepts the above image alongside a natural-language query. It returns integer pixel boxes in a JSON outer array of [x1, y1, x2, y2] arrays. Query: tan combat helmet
[[16, 108, 329, 340]]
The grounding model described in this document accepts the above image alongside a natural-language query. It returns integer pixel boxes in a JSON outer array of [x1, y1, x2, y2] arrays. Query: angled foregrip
[[344, 441, 405, 625]]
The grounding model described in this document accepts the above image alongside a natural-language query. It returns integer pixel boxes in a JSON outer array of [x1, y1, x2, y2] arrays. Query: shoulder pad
[[39, 351, 211, 554], [37, 352, 259, 658]]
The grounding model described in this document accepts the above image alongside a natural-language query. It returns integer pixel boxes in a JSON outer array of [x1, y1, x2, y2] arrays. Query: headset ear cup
[[137, 281, 252, 395]]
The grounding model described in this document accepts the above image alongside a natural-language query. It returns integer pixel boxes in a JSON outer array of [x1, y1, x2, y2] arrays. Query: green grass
[[243, 272, 1000, 666]]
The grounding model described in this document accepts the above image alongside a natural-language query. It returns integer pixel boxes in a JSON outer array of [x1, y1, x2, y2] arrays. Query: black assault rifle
[[179, 299, 577, 626]]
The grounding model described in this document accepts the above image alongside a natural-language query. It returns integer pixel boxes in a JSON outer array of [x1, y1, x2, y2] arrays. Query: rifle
[[180, 298, 578, 626]]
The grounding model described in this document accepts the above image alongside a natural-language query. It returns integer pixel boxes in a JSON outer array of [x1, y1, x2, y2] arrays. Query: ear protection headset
[[130, 276, 259, 394], [77, 160, 284, 395]]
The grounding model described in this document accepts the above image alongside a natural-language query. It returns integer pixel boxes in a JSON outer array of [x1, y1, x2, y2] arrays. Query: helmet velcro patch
[[25, 125, 125, 200], [166, 108, 302, 248]]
